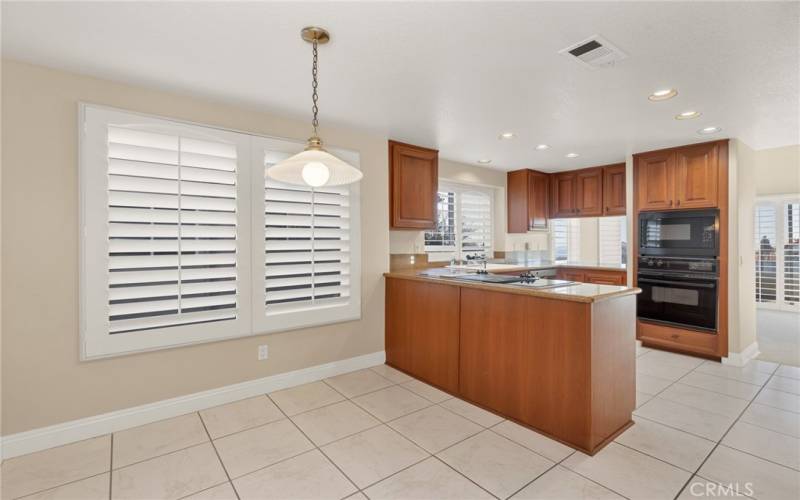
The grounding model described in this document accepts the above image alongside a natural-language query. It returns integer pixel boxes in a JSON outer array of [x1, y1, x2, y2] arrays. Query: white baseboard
[[1, 350, 385, 460], [722, 342, 760, 367]]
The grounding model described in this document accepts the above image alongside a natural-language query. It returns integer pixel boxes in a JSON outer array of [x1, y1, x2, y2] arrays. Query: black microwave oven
[[639, 209, 719, 257]]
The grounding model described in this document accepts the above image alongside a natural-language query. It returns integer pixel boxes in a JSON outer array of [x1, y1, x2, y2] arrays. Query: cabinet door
[[675, 142, 719, 209], [575, 168, 603, 216], [385, 278, 460, 393], [636, 152, 675, 211], [389, 141, 438, 229], [559, 269, 586, 282], [550, 172, 577, 218], [585, 271, 626, 286], [507, 169, 530, 233], [603, 164, 627, 215], [528, 171, 549, 229]]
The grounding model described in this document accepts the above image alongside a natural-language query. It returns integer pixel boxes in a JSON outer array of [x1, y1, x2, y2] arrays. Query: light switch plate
[[258, 345, 269, 361]]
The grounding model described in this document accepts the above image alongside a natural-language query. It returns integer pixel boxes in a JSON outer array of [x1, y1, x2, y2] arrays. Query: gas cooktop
[[510, 279, 577, 289]]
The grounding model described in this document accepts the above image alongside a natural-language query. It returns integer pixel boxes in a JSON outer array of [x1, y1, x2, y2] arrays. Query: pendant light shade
[[267, 26, 363, 188]]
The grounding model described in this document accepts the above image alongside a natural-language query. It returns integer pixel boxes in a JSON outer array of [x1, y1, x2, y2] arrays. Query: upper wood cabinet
[[602, 163, 627, 215], [635, 141, 721, 212], [550, 171, 577, 218], [575, 168, 603, 216], [389, 140, 439, 229], [507, 169, 549, 233]]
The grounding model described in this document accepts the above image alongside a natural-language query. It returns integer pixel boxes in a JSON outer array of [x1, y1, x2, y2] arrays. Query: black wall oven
[[639, 209, 719, 257], [636, 257, 718, 332]]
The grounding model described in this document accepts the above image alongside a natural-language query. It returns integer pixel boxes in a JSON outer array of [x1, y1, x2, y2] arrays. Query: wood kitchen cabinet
[[603, 163, 627, 215], [557, 268, 627, 285], [550, 171, 578, 217], [389, 140, 439, 229], [575, 168, 604, 216], [635, 141, 720, 212], [507, 169, 549, 233]]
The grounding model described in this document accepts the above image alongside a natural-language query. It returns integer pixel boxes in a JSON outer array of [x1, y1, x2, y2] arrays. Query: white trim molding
[[0, 351, 385, 459], [722, 342, 760, 367]]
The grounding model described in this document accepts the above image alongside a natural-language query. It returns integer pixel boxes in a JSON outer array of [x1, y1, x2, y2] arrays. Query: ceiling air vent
[[559, 35, 628, 69]]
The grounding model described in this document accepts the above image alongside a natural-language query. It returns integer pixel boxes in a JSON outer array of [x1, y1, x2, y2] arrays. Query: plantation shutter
[[460, 190, 493, 259], [424, 191, 456, 252], [552, 218, 581, 262], [81, 105, 252, 358], [598, 216, 626, 266], [754, 204, 778, 304], [264, 178, 352, 311], [783, 202, 800, 307]]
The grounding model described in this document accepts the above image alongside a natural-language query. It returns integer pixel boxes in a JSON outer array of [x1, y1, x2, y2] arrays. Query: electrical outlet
[[258, 345, 269, 361]]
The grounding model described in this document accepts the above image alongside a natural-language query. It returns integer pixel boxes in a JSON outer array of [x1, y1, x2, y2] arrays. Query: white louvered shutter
[[598, 216, 626, 266], [754, 204, 778, 305], [252, 137, 361, 333], [551, 218, 581, 262], [424, 191, 456, 253], [81, 106, 251, 358], [460, 190, 493, 259], [783, 202, 800, 308]]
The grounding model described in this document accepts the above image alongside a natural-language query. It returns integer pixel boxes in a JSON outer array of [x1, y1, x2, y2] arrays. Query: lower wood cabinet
[[385, 278, 459, 393], [557, 268, 627, 285]]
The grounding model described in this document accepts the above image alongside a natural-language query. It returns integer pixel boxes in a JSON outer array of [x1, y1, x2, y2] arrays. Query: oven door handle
[[637, 278, 716, 289]]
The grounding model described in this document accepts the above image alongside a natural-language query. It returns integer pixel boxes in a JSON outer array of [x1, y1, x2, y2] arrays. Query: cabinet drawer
[[637, 320, 718, 357]]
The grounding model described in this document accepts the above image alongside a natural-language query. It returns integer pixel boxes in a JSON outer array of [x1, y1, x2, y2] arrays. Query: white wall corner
[[722, 342, 760, 367], [0, 350, 386, 460]]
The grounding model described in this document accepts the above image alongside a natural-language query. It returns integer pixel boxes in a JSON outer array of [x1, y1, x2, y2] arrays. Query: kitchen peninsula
[[384, 270, 640, 455]]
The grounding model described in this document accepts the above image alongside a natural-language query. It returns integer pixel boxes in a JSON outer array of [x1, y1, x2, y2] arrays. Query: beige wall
[[389, 159, 549, 255], [755, 145, 800, 195], [0, 60, 390, 435]]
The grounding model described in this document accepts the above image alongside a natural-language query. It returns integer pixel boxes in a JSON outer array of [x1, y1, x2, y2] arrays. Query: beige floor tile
[[676, 476, 754, 499], [615, 417, 715, 471], [699, 445, 800, 500], [644, 350, 706, 370], [370, 364, 413, 383], [563, 442, 690, 500], [636, 356, 694, 381], [364, 457, 494, 500], [679, 372, 761, 400], [19, 473, 109, 500], [400, 379, 453, 403], [322, 425, 428, 489], [113, 413, 208, 468], [233, 449, 356, 500], [212, 418, 313, 478], [183, 482, 238, 500], [766, 375, 800, 395], [659, 383, 750, 418], [636, 345, 651, 357], [636, 373, 673, 395], [695, 362, 772, 386], [636, 391, 653, 409], [291, 400, 380, 446], [723, 421, 800, 470], [634, 398, 735, 441], [325, 369, 394, 398], [755, 388, 800, 413], [511, 465, 624, 500], [199, 395, 283, 439], [351, 385, 432, 422], [344, 494, 368, 500], [388, 405, 482, 453], [111, 443, 226, 500], [776, 365, 800, 380], [269, 381, 345, 416], [747, 359, 780, 374], [740, 403, 800, 438], [438, 430, 553, 498], [440, 398, 504, 428], [492, 420, 574, 462], [1, 435, 110, 499]]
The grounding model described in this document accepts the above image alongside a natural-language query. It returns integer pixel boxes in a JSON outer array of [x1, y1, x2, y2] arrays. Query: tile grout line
[[108, 433, 113, 500], [10, 470, 112, 500], [198, 411, 241, 500], [671, 362, 786, 499]]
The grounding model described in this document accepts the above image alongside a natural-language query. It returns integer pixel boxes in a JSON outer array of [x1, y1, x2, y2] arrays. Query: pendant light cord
[[311, 39, 319, 136]]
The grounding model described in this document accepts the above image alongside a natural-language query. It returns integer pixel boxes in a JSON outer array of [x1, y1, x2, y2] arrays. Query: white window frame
[[424, 181, 494, 260], [79, 104, 361, 359], [755, 194, 800, 312], [251, 136, 361, 334]]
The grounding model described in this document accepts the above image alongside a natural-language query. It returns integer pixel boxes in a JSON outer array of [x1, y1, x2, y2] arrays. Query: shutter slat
[[109, 309, 236, 334]]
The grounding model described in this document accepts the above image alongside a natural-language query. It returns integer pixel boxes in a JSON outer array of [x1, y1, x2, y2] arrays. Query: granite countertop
[[384, 269, 640, 304], [446, 260, 627, 273]]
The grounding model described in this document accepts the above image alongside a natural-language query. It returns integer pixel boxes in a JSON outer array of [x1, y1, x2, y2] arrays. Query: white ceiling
[[2, 1, 798, 172]]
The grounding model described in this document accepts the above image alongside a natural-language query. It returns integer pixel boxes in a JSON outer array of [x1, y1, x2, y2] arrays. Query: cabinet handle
[[676, 200, 681, 206], [669, 200, 673, 207]]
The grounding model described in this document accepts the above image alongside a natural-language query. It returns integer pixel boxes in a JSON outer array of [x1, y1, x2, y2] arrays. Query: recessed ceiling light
[[565, 153, 580, 158], [499, 132, 516, 140], [698, 126, 721, 135], [676, 110, 701, 120], [535, 144, 550, 151], [648, 88, 678, 101], [477, 159, 492, 164]]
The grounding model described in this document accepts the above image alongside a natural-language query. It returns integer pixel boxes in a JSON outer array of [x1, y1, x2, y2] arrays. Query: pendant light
[[266, 27, 363, 187]]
